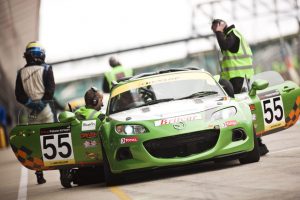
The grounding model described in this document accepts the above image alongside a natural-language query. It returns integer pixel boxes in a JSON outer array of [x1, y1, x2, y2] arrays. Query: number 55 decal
[[261, 96, 285, 131], [40, 127, 75, 166]]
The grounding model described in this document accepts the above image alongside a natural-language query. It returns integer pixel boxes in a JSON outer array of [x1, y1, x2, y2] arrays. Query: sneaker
[[37, 177, 46, 184], [35, 171, 46, 184]]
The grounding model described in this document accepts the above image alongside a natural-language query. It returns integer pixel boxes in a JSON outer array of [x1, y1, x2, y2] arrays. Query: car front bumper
[[106, 123, 254, 173]]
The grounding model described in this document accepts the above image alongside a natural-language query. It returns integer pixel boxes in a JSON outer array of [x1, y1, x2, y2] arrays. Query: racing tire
[[75, 167, 104, 185], [239, 130, 260, 164], [101, 145, 118, 186], [59, 169, 74, 188]]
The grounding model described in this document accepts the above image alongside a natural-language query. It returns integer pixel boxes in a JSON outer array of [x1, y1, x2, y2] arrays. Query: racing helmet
[[24, 41, 45, 64]]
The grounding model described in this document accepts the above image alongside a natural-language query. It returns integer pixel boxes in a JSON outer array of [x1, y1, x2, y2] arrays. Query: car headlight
[[211, 107, 237, 121], [115, 125, 148, 135]]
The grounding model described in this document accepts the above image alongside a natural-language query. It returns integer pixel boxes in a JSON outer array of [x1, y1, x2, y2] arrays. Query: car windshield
[[108, 71, 225, 114]]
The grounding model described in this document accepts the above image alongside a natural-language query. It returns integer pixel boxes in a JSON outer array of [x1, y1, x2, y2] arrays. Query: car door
[[248, 71, 300, 137], [10, 117, 103, 171]]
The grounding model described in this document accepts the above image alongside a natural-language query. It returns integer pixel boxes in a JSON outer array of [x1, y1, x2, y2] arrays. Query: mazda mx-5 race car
[[10, 68, 300, 187]]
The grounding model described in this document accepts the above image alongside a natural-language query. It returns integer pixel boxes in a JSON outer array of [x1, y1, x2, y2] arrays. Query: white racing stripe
[[17, 166, 28, 200], [269, 146, 300, 155]]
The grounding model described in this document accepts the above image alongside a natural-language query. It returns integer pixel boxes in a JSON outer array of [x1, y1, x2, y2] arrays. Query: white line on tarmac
[[17, 166, 28, 200], [269, 146, 300, 155]]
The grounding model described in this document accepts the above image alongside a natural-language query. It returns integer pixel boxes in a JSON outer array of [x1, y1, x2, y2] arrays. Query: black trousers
[[229, 77, 248, 94]]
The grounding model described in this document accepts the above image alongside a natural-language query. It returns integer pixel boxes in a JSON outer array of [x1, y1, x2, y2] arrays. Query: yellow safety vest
[[104, 65, 133, 89], [221, 29, 254, 80], [75, 107, 103, 120]]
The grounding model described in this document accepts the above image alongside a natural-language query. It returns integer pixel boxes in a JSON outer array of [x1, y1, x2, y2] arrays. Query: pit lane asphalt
[[1, 123, 300, 200]]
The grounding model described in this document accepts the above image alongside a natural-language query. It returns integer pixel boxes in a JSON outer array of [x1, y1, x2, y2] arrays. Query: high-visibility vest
[[104, 65, 133, 89], [221, 29, 254, 80], [75, 107, 103, 120]]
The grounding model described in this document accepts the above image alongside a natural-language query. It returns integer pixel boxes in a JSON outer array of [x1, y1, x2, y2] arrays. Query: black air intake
[[143, 130, 219, 158], [116, 147, 133, 161], [232, 128, 247, 141]]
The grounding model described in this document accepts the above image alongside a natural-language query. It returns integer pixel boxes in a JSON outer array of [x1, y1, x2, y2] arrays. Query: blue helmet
[[24, 41, 45, 64]]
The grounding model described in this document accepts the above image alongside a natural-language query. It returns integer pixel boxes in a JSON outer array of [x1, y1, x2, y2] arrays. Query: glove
[[25, 99, 46, 113]]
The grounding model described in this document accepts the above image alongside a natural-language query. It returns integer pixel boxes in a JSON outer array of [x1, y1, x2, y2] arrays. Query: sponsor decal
[[80, 132, 97, 139], [40, 125, 71, 135], [40, 125, 75, 167], [82, 120, 96, 131], [83, 140, 97, 148], [249, 104, 256, 111], [154, 114, 201, 126], [252, 114, 257, 121], [223, 120, 238, 127], [120, 137, 138, 144], [173, 122, 185, 130], [86, 152, 97, 160], [111, 72, 215, 98], [258, 90, 285, 131], [258, 90, 280, 100], [45, 160, 72, 166]]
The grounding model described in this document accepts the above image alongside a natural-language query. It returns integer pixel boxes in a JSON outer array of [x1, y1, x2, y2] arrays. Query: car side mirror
[[249, 79, 269, 96]]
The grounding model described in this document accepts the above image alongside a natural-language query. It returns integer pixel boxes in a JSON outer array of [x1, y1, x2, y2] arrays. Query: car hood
[[109, 97, 232, 122]]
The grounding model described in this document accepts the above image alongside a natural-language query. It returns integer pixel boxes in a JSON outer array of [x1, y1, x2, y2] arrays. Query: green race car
[[10, 68, 300, 187]]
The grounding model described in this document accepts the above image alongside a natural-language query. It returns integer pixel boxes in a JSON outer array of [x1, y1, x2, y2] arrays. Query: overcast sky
[[40, 0, 192, 61], [39, 0, 300, 83]]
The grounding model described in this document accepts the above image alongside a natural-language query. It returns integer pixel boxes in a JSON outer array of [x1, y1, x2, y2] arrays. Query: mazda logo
[[173, 122, 185, 130]]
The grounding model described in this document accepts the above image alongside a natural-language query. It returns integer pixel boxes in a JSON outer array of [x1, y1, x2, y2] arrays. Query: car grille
[[143, 130, 219, 158]]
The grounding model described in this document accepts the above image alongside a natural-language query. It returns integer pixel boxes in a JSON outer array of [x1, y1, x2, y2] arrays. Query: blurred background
[[0, 0, 300, 144]]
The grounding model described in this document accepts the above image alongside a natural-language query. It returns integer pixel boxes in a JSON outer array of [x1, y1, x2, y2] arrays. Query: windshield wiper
[[136, 98, 174, 108], [177, 91, 218, 100]]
